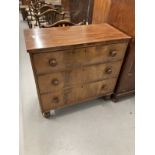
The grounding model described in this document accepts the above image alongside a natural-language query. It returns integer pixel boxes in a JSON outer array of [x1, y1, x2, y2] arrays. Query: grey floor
[[19, 14, 135, 155]]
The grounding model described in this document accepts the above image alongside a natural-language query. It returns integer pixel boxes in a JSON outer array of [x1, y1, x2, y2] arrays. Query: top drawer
[[32, 48, 85, 74], [32, 42, 127, 74], [85, 42, 128, 64]]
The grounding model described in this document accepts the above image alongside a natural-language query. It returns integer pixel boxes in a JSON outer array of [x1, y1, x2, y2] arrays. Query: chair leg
[[27, 20, 32, 28]]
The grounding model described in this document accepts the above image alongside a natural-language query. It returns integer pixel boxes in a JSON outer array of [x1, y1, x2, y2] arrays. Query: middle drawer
[[37, 61, 122, 94]]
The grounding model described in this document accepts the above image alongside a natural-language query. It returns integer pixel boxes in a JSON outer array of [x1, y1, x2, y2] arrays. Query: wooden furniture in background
[[20, 5, 29, 21], [35, 9, 65, 27], [71, 0, 94, 24], [62, 0, 94, 24], [107, 0, 135, 101], [23, 0, 64, 28], [92, 0, 111, 24], [41, 19, 83, 28], [21, 0, 29, 5], [24, 24, 130, 118], [108, 0, 135, 37], [25, 0, 47, 28], [37, 4, 55, 13], [61, 0, 69, 11], [92, 0, 135, 100]]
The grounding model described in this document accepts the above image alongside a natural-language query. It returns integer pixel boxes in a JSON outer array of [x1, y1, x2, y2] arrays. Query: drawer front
[[84, 61, 122, 83], [38, 68, 84, 94], [85, 42, 128, 64], [40, 78, 117, 112], [38, 61, 122, 94], [66, 78, 117, 104], [41, 91, 64, 112], [32, 42, 127, 74], [32, 48, 85, 74]]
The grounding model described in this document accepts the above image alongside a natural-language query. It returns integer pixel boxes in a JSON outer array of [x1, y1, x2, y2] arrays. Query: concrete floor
[[19, 14, 135, 155]]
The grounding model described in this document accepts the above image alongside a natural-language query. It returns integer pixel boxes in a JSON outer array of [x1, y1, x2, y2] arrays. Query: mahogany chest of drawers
[[24, 23, 130, 118], [108, 0, 135, 100]]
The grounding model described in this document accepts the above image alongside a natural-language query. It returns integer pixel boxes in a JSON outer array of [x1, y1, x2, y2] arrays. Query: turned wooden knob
[[105, 67, 112, 74], [109, 50, 117, 57], [52, 79, 59, 86], [49, 58, 57, 67], [101, 84, 106, 90], [53, 97, 59, 103]]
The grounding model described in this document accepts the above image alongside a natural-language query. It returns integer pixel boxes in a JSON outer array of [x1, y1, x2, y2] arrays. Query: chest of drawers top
[[24, 23, 130, 53]]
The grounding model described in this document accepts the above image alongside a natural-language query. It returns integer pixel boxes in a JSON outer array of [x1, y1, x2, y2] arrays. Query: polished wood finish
[[40, 78, 117, 112], [32, 48, 85, 74], [112, 39, 135, 100], [108, 0, 135, 37], [85, 42, 127, 64], [32, 42, 127, 74], [37, 61, 122, 94], [107, 0, 135, 100], [24, 24, 130, 116], [92, 0, 111, 24], [24, 23, 130, 52]]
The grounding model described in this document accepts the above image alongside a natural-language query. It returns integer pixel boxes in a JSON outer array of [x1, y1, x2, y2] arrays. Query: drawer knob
[[109, 50, 117, 57], [49, 58, 57, 67], [105, 67, 112, 74], [53, 97, 59, 103], [101, 84, 106, 90], [52, 79, 59, 86]]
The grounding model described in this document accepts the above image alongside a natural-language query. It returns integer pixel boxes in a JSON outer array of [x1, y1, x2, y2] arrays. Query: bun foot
[[111, 94, 119, 103], [112, 97, 119, 103], [43, 112, 50, 118]]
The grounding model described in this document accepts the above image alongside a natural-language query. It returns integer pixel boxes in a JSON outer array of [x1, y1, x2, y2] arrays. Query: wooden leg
[[29, 23, 32, 29], [42, 110, 56, 119], [43, 111, 51, 118], [111, 90, 135, 103], [111, 97, 119, 103], [111, 94, 119, 103]]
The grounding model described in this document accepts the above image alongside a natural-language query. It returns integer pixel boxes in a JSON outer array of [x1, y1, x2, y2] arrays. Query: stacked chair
[[36, 9, 65, 28], [25, 0, 65, 28], [41, 19, 84, 28], [23, 0, 85, 28]]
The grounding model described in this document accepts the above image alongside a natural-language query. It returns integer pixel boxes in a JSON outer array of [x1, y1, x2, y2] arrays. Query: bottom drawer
[[40, 78, 117, 112]]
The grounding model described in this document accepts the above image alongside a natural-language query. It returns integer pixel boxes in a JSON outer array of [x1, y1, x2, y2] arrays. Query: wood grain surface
[[92, 0, 111, 24], [32, 42, 127, 74], [24, 23, 130, 115], [40, 78, 117, 112], [37, 61, 122, 94], [108, 0, 135, 37], [107, 0, 135, 100], [24, 23, 130, 52]]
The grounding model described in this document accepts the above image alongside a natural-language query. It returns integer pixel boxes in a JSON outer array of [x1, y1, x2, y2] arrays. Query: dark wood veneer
[[24, 23, 130, 52], [107, 0, 135, 100], [24, 24, 130, 117]]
